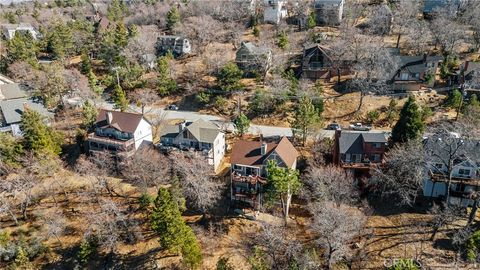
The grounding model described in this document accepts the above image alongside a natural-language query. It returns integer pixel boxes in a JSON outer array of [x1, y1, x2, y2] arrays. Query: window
[[435, 163, 443, 169], [372, 143, 381, 148], [400, 72, 409, 80], [345, 153, 351, 162], [183, 131, 188, 139], [233, 164, 242, 171], [458, 169, 471, 176], [372, 154, 381, 162]]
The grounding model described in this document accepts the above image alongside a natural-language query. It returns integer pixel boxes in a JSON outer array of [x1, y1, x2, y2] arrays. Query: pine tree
[[21, 109, 63, 156], [265, 160, 301, 225], [166, 6, 180, 31], [217, 62, 243, 92], [391, 96, 425, 144], [87, 69, 103, 95], [107, 0, 127, 21], [114, 22, 129, 48], [0, 133, 23, 166], [277, 31, 289, 50], [307, 11, 316, 29], [80, 52, 92, 74], [151, 188, 202, 268], [113, 84, 129, 112], [46, 21, 74, 59], [291, 96, 321, 146], [234, 112, 250, 137], [469, 94, 480, 108], [82, 100, 97, 130], [6, 31, 38, 65], [157, 56, 177, 95]]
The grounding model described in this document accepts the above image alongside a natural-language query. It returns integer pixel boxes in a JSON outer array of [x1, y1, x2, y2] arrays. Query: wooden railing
[[88, 133, 135, 150]]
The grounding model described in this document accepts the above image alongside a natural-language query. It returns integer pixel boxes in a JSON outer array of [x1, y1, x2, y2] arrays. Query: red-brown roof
[[96, 109, 143, 133], [230, 137, 299, 168]]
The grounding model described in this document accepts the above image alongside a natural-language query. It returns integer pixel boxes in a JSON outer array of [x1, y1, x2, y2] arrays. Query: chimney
[[261, 142, 267, 156], [333, 129, 342, 164], [106, 111, 113, 124], [179, 121, 186, 133]]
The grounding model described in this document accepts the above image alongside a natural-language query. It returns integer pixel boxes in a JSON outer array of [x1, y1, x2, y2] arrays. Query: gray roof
[[424, 0, 459, 13], [398, 55, 442, 74], [185, 119, 221, 143], [0, 83, 27, 100], [159, 124, 180, 139], [240, 42, 270, 55], [339, 131, 388, 154], [0, 98, 51, 125]]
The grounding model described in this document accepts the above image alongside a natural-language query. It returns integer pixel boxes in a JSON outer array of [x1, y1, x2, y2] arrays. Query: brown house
[[230, 136, 299, 209], [301, 44, 351, 81], [333, 130, 388, 178]]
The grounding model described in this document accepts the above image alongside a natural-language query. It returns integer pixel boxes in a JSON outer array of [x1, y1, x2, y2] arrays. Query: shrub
[[466, 230, 480, 262], [139, 193, 154, 211], [196, 91, 211, 105], [77, 237, 98, 265]]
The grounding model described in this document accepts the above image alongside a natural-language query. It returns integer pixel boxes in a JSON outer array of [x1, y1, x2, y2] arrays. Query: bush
[[466, 230, 480, 262], [196, 91, 211, 104], [366, 110, 380, 124], [139, 193, 154, 211], [214, 96, 228, 114], [77, 237, 98, 265]]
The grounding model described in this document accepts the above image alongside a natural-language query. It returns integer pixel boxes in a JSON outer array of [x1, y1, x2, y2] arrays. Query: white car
[[349, 123, 371, 131]]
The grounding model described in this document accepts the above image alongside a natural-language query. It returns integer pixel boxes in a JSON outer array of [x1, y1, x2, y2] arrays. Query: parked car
[[326, 122, 341, 130], [167, 104, 178, 110], [349, 123, 371, 131]]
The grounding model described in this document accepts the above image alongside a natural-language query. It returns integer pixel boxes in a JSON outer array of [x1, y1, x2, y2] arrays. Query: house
[[159, 119, 226, 171], [423, 137, 480, 207], [235, 42, 272, 75], [301, 44, 351, 80], [87, 109, 153, 156], [313, 0, 344, 25], [1, 23, 39, 40], [333, 130, 388, 178], [230, 136, 299, 208], [156, 35, 191, 57], [423, 0, 460, 19], [455, 61, 480, 92], [390, 53, 443, 92], [263, 0, 288, 24], [0, 76, 51, 136]]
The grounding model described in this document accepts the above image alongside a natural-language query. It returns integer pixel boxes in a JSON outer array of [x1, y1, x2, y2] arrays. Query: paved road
[[99, 102, 295, 137], [98, 102, 389, 139]]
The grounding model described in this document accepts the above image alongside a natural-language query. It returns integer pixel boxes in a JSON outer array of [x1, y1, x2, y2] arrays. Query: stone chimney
[[333, 129, 342, 164], [261, 142, 267, 156], [106, 111, 113, 124]]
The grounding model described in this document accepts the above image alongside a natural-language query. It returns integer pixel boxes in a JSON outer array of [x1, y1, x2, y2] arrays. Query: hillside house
[[423, 137, 480, 207], [390, 53, 443, 92], [313, 0, 344, 25], [1, 23, 39, 40], [236, 41, 272, 76], [333, 130, 388, 178], [456, 61, 480, 92], [423, 0, 460, 19], [159, 119, 226, 171], [301, 44, 350, 80], [230, 136, 299, 209], [87, 110, 153, 156], [156, 35, 191, 57], [0, 75, 51, 136], [263, 0, 288, 24]]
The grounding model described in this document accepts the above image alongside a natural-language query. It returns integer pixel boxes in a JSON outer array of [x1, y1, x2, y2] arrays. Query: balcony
[[231, 171, 266, 185], [88, 133, 135, 152], [429, 171, 480, 186]]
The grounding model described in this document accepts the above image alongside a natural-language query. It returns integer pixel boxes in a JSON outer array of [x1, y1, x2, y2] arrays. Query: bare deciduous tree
[[304, 165, 358, 206], [36, 208, 67, 246], [121, 147, 170, 192], [311, 203, 367, 269], [129, 88, 158, 114], [372, 139, 426, 206], [170, 151, 223, 214]]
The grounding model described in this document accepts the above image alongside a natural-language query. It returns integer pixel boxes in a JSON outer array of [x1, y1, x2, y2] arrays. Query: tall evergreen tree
[[234, 112, 250, 137], [46, 21, 74, 59], [291, 96, 321, 146], [113, 84, 128, 112], [6, 31, 38, 65], [166, 6, 180, 31], [157, 56, 177, 95], [391, 96, 425, 144], [265, 160, 301, 225], [82, 100, 97, 130], [217, 62, 243, 92], [151, 188, 202, 268], [21, 109, 63, 156], [107, 0, 127, 21]]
